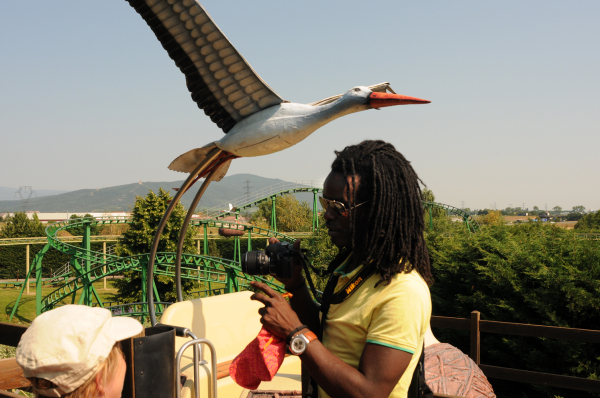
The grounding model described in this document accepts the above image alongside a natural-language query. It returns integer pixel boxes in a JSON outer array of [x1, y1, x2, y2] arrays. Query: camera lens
[[242, 251, 270, 275]]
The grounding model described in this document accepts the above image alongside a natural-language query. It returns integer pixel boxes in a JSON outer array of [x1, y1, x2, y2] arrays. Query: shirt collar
[[333, 252, 364, 279]]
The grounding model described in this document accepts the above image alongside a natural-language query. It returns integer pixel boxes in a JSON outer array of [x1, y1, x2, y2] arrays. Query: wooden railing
[[431, 311, 600, 393], [4, 315, 600, 394]]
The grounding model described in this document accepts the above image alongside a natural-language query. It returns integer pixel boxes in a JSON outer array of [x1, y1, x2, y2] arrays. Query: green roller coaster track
[[6, 187, 480, 321]]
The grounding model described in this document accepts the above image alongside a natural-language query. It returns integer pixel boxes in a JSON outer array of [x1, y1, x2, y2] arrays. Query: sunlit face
[[102, 353, 126, 398], [323, 171, 361, 249]]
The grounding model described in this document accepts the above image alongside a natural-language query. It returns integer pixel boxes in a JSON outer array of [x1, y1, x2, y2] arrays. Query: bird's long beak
[[369, 92, 431, 108]]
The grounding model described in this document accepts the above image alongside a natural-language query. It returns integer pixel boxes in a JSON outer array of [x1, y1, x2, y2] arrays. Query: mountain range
[[0, 174, 319, 213]]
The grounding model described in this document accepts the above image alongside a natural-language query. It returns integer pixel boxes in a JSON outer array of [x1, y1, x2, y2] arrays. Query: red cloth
[[230, 327, 286, 390]]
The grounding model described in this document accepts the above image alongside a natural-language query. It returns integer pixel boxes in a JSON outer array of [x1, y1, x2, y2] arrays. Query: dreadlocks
[[331, 140, 433, 285]]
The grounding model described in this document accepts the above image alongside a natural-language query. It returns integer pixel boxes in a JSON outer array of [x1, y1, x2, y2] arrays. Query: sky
[[1, 1, 599, 211]]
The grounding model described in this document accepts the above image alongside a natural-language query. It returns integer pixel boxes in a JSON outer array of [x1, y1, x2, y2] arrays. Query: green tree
[[421, 189, 450, 231], [572, 205, 586, 213], [67, 214, 100, 236], [479, 210, 505, 225], [302, 214, 339, 291], [0, 212, 45, 238], [575, 210, 600, 231], [251, 194, 313, 232], [553, 205, 563, 215], [113, 188, 199, 303]]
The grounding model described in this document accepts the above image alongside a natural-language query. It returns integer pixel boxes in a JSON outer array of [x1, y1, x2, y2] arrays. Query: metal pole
[[83, 222, 92, 306], [175, 168, 218, 302], [25, 244, 30, 295], [103, 241, 107, 290], [271, 196, 277, 232], [203, 224, 209, 254], [146, 148, 222, 326]]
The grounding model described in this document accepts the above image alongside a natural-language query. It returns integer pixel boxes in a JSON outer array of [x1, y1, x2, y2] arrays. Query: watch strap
[[286, 325, 308, 345], [302, 331, 317, 344]]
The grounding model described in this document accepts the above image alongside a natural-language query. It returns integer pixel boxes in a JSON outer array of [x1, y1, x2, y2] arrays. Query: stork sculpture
[[125, 0, 431, 325]]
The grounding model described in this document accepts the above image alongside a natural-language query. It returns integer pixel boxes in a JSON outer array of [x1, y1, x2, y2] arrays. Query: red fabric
[[230, 327, 286, 390]]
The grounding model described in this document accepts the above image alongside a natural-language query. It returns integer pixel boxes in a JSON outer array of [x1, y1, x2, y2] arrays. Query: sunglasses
[[319, 196, 369, 217]]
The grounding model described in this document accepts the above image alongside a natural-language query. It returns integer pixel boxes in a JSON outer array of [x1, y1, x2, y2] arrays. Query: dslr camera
[[241, 242, 300, 279]]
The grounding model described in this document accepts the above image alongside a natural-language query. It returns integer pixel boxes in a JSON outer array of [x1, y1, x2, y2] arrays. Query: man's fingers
[[293, 239, 302, 252], [250, 291, 270, 305], [268, 237, 280, 245], [251, 281, 278, 298]]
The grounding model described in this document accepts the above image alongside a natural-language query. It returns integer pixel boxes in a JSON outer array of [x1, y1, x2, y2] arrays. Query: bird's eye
[[354, 88, 361, 92]]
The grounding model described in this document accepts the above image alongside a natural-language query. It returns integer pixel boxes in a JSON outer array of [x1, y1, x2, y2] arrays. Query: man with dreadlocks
[[251, 140, 433, 398]]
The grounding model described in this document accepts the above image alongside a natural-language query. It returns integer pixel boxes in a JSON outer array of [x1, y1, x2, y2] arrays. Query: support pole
[[312, 189, 319, 232], [203, 224, 208, 255], [25, 244, 30, 295], [103, 241, 107, 290], [10, 258, 35, 321], [141, 261, 147, 325], [83, 221, 92, 306], [271, 196, 277, 232], [32, 244, 50, 316]]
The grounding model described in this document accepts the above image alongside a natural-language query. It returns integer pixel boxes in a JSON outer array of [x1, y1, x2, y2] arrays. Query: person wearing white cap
[[16, 305, 143, 398]]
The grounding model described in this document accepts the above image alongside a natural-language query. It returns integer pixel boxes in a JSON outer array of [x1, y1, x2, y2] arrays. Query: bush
[[427, 222, 600, 398]]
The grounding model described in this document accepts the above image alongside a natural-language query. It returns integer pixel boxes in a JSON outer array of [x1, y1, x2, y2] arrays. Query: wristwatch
[[289, 331, 317, 355]]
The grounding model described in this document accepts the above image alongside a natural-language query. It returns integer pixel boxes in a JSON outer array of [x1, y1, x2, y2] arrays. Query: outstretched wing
[[309, 82, 395, 106], [127, 0, 286, 133]]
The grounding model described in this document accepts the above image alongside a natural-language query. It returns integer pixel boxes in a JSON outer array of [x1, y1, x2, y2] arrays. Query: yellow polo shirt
[[319, 255, 431, 398]]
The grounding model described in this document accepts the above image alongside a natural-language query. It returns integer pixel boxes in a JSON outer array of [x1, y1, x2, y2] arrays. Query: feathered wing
[[309, 82, 395, 106], [126, 0, 286, 133]]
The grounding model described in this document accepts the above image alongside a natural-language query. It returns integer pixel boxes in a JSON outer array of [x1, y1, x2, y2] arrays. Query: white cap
[[16, 305, 143, 397]]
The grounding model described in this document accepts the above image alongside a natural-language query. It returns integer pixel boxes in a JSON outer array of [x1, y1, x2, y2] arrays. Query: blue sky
[[1, 1, 599, 210]]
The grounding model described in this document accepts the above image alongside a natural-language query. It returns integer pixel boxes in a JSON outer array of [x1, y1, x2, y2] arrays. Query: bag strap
[[408, 343, 433, 398]]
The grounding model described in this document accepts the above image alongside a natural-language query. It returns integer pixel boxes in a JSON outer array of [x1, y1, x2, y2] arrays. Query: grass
[[0, 279, 120, 325]]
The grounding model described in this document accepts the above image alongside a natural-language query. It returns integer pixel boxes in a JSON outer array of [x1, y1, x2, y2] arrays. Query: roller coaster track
[[38, 217, 297, 314], [422, 201, 481, 233], [8, 187, 479, 320]]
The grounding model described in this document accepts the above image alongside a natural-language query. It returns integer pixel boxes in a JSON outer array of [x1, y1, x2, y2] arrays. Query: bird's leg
[[146, 147, 222, 326]]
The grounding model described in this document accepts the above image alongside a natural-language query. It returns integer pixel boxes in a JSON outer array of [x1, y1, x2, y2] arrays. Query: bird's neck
[[313, 98, 368, 123]]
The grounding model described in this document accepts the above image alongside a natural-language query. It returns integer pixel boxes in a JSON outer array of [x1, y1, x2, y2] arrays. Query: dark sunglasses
[[319, 196, 369, 217]]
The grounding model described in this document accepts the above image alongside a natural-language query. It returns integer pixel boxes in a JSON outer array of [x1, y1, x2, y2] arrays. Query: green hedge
[[427, 222, 600, 398]]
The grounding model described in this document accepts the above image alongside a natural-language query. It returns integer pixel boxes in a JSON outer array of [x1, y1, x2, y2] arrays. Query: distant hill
[[0, 174, 319, 213]]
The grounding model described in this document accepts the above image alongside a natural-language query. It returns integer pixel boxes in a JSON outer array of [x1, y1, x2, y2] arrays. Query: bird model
[[125, 0, 431, 321], [126, 0, 431, 183]]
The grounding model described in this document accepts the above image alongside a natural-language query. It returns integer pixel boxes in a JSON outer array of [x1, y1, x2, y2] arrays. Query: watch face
[[290, 336, 307, 355]]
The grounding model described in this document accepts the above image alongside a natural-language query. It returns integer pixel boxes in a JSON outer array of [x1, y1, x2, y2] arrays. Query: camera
[[241, 242, 298, 279]]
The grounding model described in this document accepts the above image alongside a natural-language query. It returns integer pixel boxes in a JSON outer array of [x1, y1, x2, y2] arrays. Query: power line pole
[[243, 179, 252, 203], [15, 186, 36, 212]]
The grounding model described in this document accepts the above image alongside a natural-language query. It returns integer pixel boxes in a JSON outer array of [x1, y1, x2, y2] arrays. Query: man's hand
[[250, 280, 304, 339], [268, 238, 305, 291]]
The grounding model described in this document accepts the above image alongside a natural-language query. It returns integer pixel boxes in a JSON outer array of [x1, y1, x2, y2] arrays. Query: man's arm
[[250, 281, 411, 398]]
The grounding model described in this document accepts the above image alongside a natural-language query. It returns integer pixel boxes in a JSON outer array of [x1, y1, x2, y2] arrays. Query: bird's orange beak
[[369, 92, 431, 108]]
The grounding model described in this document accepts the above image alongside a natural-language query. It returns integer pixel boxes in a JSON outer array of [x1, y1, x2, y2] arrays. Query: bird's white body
[[216, 90, 370, 157]]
